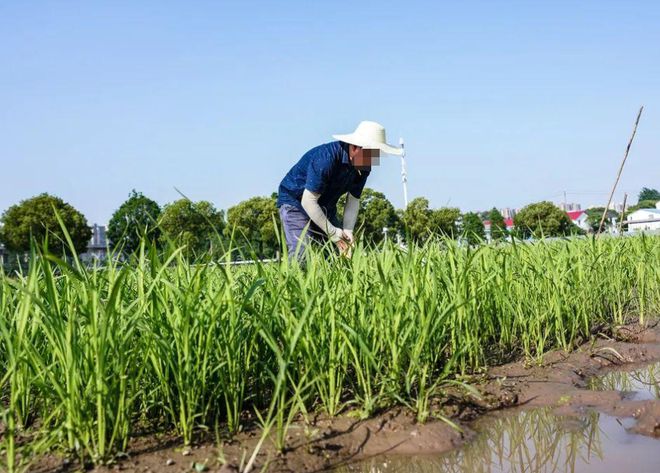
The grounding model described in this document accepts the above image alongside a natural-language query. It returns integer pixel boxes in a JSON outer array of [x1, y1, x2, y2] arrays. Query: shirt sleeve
[[305, 153, 334, 194], [349, 170, 370, 198]]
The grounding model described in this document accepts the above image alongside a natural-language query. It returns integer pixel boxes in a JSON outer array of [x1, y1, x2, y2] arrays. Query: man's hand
[[343, 230, 355, 245], [330, 228, 353, 256], [329, 228, 347, 243], [336, 239, 351, 255]]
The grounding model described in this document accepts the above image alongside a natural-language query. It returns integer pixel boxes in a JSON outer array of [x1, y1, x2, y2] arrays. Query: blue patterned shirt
[[276, 141, 370, 220]]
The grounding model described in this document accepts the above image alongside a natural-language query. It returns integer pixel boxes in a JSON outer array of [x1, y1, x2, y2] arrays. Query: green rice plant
[[25, 250, 144, 462], [244, 294, 315, 472], [1, 229, 660, 468], [143, 243, 226, 445]]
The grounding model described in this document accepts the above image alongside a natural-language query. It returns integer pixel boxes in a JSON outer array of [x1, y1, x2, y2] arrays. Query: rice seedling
[[0, 232, 659, 470]]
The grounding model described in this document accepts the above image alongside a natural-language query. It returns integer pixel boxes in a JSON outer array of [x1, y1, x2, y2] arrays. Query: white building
[[627, 202, 660, 232], [608, 202, 625, 213], [500, 207, 517, 219], [560, 202, 581, 212], [81, 224, 108, 262], [566, 210, 590, 231]]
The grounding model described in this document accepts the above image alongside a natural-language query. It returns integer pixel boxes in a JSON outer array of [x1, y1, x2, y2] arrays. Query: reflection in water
[[589, 361, 660, 400], [430, 409, 604, 473], [340, 407, 660, 473]]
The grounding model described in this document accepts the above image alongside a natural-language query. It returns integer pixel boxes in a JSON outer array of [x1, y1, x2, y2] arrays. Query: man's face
[[350, 145, 380, 170]]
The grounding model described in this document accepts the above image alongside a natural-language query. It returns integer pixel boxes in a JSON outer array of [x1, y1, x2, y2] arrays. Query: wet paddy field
[[29, 323, 660, 472], [343, 362, 660, 473]]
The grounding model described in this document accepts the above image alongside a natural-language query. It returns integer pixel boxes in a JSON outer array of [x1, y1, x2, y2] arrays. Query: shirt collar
[[339, 141, 350, 164]]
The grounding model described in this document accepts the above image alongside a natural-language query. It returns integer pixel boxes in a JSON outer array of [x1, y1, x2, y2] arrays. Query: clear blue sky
[[2, 1, 658, 224]]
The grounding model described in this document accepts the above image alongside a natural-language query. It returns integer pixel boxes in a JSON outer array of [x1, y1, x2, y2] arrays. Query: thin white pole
[[399, 137, 408, 208]]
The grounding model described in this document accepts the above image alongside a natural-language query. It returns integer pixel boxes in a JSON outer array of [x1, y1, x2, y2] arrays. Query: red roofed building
[[483, 218, 515, 230], [483, 217, 515, 240], [566, 210, 590, 231], [484, 211, 591, 240]]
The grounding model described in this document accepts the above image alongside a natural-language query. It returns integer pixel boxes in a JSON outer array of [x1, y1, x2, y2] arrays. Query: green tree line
[[2, 187, 659, 260]]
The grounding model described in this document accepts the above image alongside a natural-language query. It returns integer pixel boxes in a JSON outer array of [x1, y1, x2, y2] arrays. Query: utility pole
[[400, 137, 408, 209]]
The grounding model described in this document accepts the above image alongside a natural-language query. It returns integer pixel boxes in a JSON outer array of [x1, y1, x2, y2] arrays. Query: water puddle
[[339, 363, 660, 472], [588, 361, 660, 401], [339, 407, 660, 472]]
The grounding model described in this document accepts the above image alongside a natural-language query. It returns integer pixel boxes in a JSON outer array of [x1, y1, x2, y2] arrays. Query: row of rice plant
[[1, 234, 659, 470]]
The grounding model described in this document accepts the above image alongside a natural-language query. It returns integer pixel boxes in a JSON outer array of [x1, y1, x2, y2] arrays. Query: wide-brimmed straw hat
[[332, 121, 403, 156]]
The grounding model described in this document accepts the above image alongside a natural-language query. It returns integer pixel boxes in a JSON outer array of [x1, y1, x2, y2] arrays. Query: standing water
[[339, 362, 660, 473], [589, 361, 660, 401]]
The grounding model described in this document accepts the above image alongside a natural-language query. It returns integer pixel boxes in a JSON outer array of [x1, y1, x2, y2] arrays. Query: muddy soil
[[29, 320, 660, 473]]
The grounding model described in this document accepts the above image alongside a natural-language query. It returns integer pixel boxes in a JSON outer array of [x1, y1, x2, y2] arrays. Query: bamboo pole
[[618, 193, 628, 235], [597, 106, 644, 235]]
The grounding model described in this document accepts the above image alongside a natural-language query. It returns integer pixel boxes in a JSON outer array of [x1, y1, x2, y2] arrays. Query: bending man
[[276, 121, 402, 260]]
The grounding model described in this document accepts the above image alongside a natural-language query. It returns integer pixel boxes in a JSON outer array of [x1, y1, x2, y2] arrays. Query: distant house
[[0, 243, 6, 267], [483, 217, 515, 240], [500, 208, 517, 220], [560, 202, 582, 212], [627, 202, 660, 232], [484, 211, 591, 238], [81, 224, 108, 262], [566, 210, 590, 231], [0, 243, 21, 269]]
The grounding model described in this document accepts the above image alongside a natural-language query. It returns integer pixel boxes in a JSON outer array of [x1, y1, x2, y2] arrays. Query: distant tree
[[337, 188, 401, 245], [513, 201, 577, 239], [160, 199, 225, 258], [395, 208, 405, 226], [584, 207, 618, 232], [0, 193, 91, 254], [401, 197, 433, 243], [627, 199, 659, 215], [478, 210, 490, 221], [461, 212, 486, 245], [638, 187, 660, 203], [430, 207, 461, 238], [487, 207, 508, 240], [107, 190, 161, 254], [226, 196, 280, 258]]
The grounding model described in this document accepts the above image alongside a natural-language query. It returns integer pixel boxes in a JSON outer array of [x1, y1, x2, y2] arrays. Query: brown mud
[[30, 320, 660, 473]]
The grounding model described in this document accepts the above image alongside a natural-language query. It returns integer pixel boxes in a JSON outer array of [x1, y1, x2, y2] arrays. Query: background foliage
[[160, 199, 225, 258], [0, 193, 91, 254], [107, 190, 162, 254], [513, 201, 578, 238], [225, 195, 280, 258]]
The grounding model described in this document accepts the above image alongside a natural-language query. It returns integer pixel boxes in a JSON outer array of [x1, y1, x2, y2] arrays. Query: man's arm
[[342, 193, 360, 243], [301, 189, 346, 242]]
